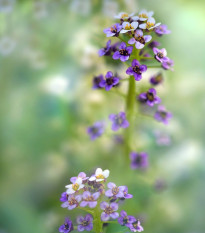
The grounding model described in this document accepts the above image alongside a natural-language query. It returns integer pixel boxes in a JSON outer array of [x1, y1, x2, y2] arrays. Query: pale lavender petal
[[105, 189, 113, 197], [110, 212, 119, 219], [144, 35, 152, 42], [100, 201, 109, 210], [93, 192, 100, 200], [101, 212, 110, 221], [126, 67, 134, 75], [77, 216, 84, 224], [128, 38, 136, 45], [113, 51, 120, 60], [77, 225, 85, 232], [107, 182, 116, 189], [120, 55, 129, 62], [89, 201, 97, 208], [135, 41, 144, 49], [110, 202, 118, 211], [80, 201, 88, 207]]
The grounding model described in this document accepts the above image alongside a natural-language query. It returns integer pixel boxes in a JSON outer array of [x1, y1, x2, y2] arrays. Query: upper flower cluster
[[59, 168, 143, 232]]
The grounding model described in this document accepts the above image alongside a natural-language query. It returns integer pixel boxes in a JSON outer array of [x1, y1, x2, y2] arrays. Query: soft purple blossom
[[162, 58, 174, 71], [138, 88, 161, 107], [155, 24, 171, 36], [130, 152, 148, 170], [87, 121, 105, 140], [148, 40, 160, 49], [113, 42, 133, 62], [100, 202, 119, 221], [103, 23, 122, 37], [153, 47, 169, 63], [121, 186, 133, 199], [150, 73, 163, 85], [128, 219, 144, 232], [59, 217, 73, 233], [154, 105, 172, 124], [118, 210, 136, 227], [109, 112, 129, 131], [92, 75, 104, 89], [80, 191, 100, 208], [105, 182, 124, 198], [126, 59, 147, 81], [61, 194, 82, 210], [60, 192, 68, 202], [99, 71, 119, 91], [70, 172, 88, 184], [77, 214, 93, 232], [98, 40, 112, 56], [128, 30, 152, 49]]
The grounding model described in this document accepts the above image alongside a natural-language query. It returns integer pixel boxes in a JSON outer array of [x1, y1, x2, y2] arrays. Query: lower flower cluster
[[59, 168, 143, 232]]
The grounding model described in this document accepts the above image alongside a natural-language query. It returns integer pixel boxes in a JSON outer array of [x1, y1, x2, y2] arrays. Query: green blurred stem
[[140, 56, 155, 59]]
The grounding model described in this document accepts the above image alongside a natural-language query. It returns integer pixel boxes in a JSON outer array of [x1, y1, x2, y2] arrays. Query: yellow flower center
[[72, 183, 79, 191], [96, 174, 104, 179], [139, 13, 148, 18], [124, 24, 134, 30], [121, 13, 129, 18], [146, 22, 155, 29]]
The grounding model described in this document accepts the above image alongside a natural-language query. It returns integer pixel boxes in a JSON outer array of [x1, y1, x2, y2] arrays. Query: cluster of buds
[[59, 168, 143, 232]]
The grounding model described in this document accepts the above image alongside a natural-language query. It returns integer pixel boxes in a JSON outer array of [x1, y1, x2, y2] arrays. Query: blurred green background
[[0, 0, 205, 233]]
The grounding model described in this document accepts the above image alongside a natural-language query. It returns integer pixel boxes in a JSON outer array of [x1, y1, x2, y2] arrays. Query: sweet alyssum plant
[[87, 10, 173, 168], [59, 168, 143, 233]]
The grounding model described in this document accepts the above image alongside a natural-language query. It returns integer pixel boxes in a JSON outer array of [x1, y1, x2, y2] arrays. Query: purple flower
[[87, 121, 105, 140], [154, 105, 172, 125], [59, 217, 73, 233], [98, 40, 112, 56], [150, 73, 163, 85], [162, 58, 174, 71], [109, 112, 129, 131], [92, 75, 104, 89], [121, 186, 133, 199], [100, 202, 119, 221], [138, 88, 161, 107], [130, 152, 148, 170], [105, 182, 124, 198], [80, 191, 100, 208], [155, 24, 171, 36], [113, 42, 133, 62], [103, 23, 122, 37], [99, 71, 119, 91], [70, 172, 88, 184], [77, 214, 93, 232], [118, 210, 136, 227], [153, 47, 169, 63], [60, 192, 68, 202], [128, 30, 152, 49], [126, 59, 147, 81], [61, 194, 82, 210], [128, 219, 144, 232], [148, 40, 160, 49]]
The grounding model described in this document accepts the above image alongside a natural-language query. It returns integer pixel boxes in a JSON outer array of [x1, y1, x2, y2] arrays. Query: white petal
[[89, 176, 96, 181], [76, 177, 83, 185], [120, 29, 129, 33], [79, 184, 84, 190], [132, 16, 139, 21], [148, 11, 154, 18], [66, 188, 75, 194], [96, 178, 104, 182], [65, 184, 72, 188], [95, 168, 103, 175], [103, 169, 110, 178], [122, 21, 130, 28], [131, 21, 138, 29], [148, 17, 155, 24], [139, 23, 146, 29]]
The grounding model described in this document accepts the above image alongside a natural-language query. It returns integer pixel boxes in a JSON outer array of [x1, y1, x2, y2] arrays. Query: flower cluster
[[59, 168, 143, 232]]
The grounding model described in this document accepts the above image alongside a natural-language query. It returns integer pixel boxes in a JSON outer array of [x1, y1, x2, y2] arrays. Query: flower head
[[100, 202, 119, 221], [87, 121, 105, 140], [153, 47, 169, 63], [109, 112, 129, 131], [89, 168, 110, 182], [113, 42, 133, 62], [98, 40, 112, 56], [118, 210, 136, 227], [128, 219, 144, 232], [77, 214, 93, 232], [103, 23, 122, 37], [162, 58, 174, 71], [114, 12, 135, 20], [138, 88, 161, 107], [92, 75, 104, 89], [139, 17, 161, 30], [121, 186, 133, 199], [65, 177, 84, 194], [128, 30, 152, 49], [70, 172, 88, 184], [105, 182, 124, 198], [99, 71, 119, 91], [126, 59, 147, 81], [120, 21, 138, 33], [80, 191, 100, 208], [150, 73, 164, 85], [155, 24, 171, 36], [61, 194, 82, 210], [130, 152, 148, 170], [138, 9, 154, 21], [59, 217, 73, 233], [60, 192, 68, 202], [154, 105, 172, 124]]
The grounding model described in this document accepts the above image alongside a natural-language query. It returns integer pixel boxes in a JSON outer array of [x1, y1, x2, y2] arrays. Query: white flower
[[139, 17, 161, 30], [89, 168, 110, 182], [120, 21, 138, 34], [65, 177, 84, 194], [138, 9, 154, 21], [114, 12, 134, 20]]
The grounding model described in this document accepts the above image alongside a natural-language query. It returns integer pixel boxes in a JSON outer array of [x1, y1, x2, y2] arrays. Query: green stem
[[140, 56, 155, 59]]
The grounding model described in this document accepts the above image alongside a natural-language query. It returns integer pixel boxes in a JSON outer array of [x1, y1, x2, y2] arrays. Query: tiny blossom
[[80, 191, 100, 208], [60, 192, 68, 202], [130, 152, 148, 170], [61, 194, 82, 210], [138, 88, 161, 107], [98, 40, 112, 56], [150, 73, 164, 85], [128, 219, 144, 232], [109, 112, 129, 131], [120, 21, 138, 34], [114, 12, 135, 20], [99, 71, 119, 91], [148, 40, 161, 49], [76, 214, 93, 232], [70, 172, 88, 183], [153, 47, 169, 63], [92, 75, 104, 89], [87, 121, 105, 140], [100, 202, 119, 221], [65, 177, 84, 194], [105, 182, 124, 198], [138, 9, 154, 21], [113, 42, 133, 62], [59, 217, 73, 233], [118, 210, 136, 227], [121, 186, 133, 199], [89, 168, 110, 182], [154, 105, 172, 124], [155, 24, 171, 36], [128, 30, 152, 49], [162, 58, 174, 71], [126, 59, 147, 81], [103, 23, 122, 37], [139, 17, 161, 30]]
